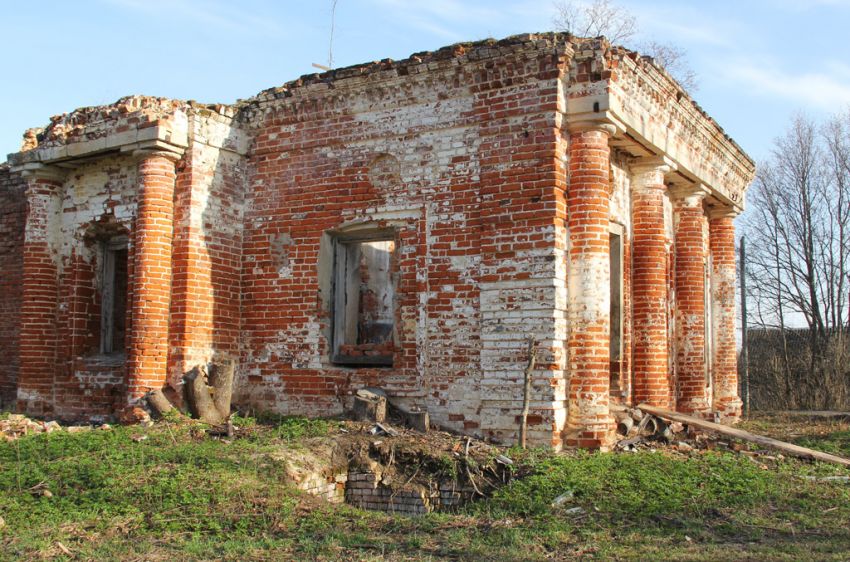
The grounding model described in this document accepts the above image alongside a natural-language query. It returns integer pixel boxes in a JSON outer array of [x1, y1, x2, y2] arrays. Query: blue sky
[[3, 0, 850, 163]]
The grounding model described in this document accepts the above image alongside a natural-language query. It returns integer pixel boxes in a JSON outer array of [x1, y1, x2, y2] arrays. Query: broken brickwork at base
[[346, 470, 476, 515], [0, 33, 754, 448], [0, 165, 26, 409]]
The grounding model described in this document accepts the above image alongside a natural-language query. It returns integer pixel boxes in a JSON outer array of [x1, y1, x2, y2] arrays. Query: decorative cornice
[[707, 205, 741, 220], [669, 183, 710, 206], [630, 155, 677, 177], [567, 119, 620, 136], [123, 138, 184, 159], [14, 162, 67, 183]]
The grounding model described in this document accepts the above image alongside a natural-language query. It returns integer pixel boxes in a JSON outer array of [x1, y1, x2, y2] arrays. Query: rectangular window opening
[[332, 237, 396, 366], [100, 239, 128, 355], [609, 226, 624, 394]]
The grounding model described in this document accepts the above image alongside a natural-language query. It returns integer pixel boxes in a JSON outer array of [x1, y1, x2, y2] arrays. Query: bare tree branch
[[552, 0, 699, 91], [552, 0, 636, 44]]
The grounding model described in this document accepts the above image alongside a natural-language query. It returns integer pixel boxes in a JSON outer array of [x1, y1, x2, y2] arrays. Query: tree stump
[[353, 388, 387, 423], [144, 354, 236, 425]]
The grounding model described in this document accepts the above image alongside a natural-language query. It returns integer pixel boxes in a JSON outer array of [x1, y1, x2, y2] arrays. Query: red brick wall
[[631, 164, 672, 408], [168, 122, 245, 396], [673, 189, 710, 415], [564, 126, 614, 448], [237, 41, 568, 444], [0, 165, 26, 409], [126, 152, 177, 402], [709, 213, 742, 421], [476, 49, 566, 446], [52, 158, 137, 419], [4, 36, 746, 442], [17, 173, 63, 416]]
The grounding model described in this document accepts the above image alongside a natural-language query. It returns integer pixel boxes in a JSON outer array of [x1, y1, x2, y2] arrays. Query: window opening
[[333, 237, 396, 365], [609, 225, 624, 392], [101, 238, 128, 354]]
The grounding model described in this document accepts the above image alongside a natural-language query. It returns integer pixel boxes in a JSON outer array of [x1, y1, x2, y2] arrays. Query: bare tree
[[743, 113, 850, 409], [553, 0, 637, 44], [552, 0, 699, 91], [637, 40, 697, 92]]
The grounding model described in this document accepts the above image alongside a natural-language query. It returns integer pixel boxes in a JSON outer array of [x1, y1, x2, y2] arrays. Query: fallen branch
[[519, 337, 537, 449], [637, 403, 850, 468]]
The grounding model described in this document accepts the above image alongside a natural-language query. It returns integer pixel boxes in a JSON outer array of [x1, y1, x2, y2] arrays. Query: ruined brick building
[[0, 34, 753, 448]]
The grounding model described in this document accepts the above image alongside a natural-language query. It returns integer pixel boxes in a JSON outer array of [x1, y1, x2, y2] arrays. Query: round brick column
[[565, 124, 615, 449], [17, 166, 65, 415], [630, 160, 672, 408], [126, 150, 180, 403], [672, 185, 710, 415], [709, 208, 743, 422]]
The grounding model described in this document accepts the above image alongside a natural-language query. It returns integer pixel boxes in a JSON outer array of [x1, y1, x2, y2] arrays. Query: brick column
[[126, 150, 180, 403], [565, 124, 615, 449], [630, 159, 673, 408], [709, 207, 743, 422], [17, 165, 65, 415], [671, 185, 710, 415]]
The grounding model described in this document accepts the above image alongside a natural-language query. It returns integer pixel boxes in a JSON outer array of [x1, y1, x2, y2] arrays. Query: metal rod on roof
[[328, 0, 338, 69]]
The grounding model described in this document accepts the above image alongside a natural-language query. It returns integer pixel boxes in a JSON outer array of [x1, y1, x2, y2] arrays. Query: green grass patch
[[796, 430, 850, 456], [1, 414, 849, 560]]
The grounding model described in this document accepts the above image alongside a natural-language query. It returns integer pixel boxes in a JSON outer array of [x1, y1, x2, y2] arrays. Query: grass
[[1, 414, 849, 560]]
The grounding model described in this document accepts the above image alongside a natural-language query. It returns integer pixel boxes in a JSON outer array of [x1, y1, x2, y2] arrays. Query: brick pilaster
[[709, 208, 742, 422], [126, 150, 179, 402], [630, 159, 673, 408], [564, 124, 615, 449], [672, 185, 710, 415], [17, 166, 65, 415]]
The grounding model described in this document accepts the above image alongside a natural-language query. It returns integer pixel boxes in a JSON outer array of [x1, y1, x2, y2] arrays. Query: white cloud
[[621, 2, 745, 50], [715, 56, 850, 110]]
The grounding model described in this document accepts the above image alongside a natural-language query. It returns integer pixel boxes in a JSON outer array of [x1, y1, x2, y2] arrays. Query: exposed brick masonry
[[0, 166, 26, 408], [17, 170, 64, 415], [673, 187, 710, 415], [0, 34, 754, 446], [126, 151, 179, 402], [565, 125, 614, 448], [630, 162, 672, 408], [709, 211, 743, 421]]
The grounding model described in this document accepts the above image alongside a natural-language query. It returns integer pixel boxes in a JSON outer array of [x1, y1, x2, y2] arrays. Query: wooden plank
[[637, 403, 850, 468]]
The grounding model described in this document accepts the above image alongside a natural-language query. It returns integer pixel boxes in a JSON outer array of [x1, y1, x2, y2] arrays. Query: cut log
[[637, 415, 658, 437], [616, 416, 634, 436], [637, 403, 850, 468], [384, 396, 430, 433], [353, 391, 387, 423], [358, 387, 387, 399], [180, 354, 237, 425], [209, 356, 235, 418], [184, 367, 223, 424], [405, 410, 429, 433], [145, 388, 175, 418]]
